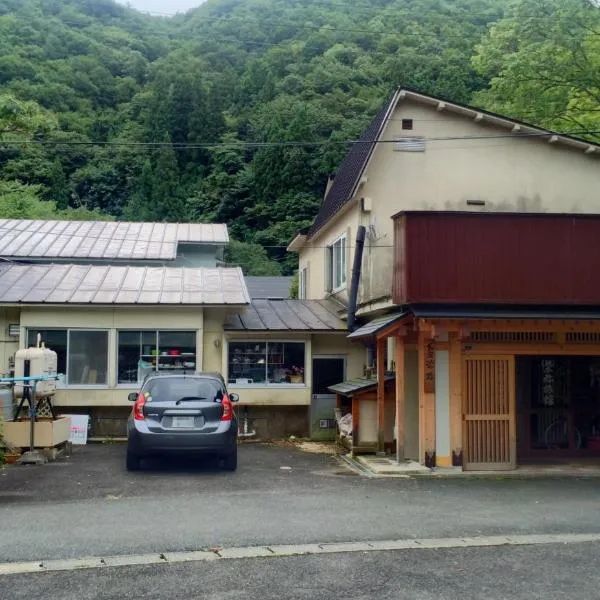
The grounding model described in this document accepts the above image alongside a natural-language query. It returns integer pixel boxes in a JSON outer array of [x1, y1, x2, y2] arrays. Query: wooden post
[[418, 330, 436, 466], [395, 334, 405, 463], [449, 332, 463, 466], [377, 337, 386, 454]]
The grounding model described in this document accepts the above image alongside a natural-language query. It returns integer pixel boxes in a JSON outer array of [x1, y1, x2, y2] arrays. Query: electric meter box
[[14, 347, 58, 398]]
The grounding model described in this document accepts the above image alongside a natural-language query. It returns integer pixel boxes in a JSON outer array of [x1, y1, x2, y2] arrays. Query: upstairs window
[[299, 267, 308, 299], [328, 235, 347, 291]]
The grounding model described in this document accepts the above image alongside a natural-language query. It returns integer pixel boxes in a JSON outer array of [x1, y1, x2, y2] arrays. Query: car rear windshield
[[144, 377, 224, 402]]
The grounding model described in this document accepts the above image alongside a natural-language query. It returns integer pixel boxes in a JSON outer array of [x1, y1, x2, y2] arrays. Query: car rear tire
[[221, 450, 237, 472], [126, 450, 141, 471]]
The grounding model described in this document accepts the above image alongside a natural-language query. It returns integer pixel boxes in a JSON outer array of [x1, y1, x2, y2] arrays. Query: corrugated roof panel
[[20, 265, 71, 302], [328, 376, 395, 396], [347, 312, 408, 340], [252, 299, 287, 329], [0, 265, 248, 306], [0, 219, 229, 260], [225, 299, 346, 331], [238, 304, 266, 329], [288, 301, 329, 330], [269, 301, 311, 329]]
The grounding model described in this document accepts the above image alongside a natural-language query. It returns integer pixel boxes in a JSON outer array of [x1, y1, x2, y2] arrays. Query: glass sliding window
[[27, 329, 108, 385], [228, 341, 267, 384], [267, 342, 305, 384], [299, 267, 308, 300], [228, 341, 305, 385], [156, 331, 196, 373], [27, 329, 67, 376], [118, 330, 197, 384], [68, 331, 109, 385], [330, 235, 347, 290]]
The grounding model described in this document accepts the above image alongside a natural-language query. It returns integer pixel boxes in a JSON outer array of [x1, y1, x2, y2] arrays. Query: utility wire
[[2, 129, 600, 149]]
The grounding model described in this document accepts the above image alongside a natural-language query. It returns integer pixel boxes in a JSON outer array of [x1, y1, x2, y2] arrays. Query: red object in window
[[221, 395, 233, 421], [133, 392, 146, 421], [168, 349, 181, 356]]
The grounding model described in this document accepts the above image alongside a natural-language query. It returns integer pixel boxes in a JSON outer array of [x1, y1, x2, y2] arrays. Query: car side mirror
[[128, 392, 138, 402], [229, 393, 240, 403]]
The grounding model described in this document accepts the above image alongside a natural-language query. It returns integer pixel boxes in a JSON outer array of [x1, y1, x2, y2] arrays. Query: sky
[[116, 0, 205, 15]]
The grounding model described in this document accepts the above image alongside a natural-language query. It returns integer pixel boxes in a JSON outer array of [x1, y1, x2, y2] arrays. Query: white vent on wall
[[392, 137, 426, 152]]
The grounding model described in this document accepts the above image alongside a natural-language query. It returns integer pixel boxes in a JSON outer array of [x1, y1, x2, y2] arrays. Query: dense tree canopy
[[0, 0, 598, 274]]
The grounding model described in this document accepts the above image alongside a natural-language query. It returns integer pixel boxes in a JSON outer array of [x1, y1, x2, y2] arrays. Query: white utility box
[[14, 346, 58, 399]]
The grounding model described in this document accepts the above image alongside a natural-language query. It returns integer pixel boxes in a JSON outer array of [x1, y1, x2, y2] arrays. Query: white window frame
[[226, 339, 307, 388], [299, 266, 308, 300], [26, 328, 110, 389], [329, 234, 347, 292]]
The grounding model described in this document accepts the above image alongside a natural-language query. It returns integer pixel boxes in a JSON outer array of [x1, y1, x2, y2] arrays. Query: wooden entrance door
[[463, 356, 516, 471]]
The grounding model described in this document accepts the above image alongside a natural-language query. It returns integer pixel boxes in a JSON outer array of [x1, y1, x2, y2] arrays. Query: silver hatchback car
[[126, 372, 239, 471]]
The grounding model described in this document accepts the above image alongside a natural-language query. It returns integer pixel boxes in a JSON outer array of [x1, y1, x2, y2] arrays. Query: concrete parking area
[[1, 441, 600, 567]]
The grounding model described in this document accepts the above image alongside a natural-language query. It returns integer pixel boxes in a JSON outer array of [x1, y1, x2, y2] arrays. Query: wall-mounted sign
[[424, 339, 436, 394]]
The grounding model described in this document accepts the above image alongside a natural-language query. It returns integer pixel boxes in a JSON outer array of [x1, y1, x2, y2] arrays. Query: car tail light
[[133, 392, 146, 421], [221, 395, 233, 422]]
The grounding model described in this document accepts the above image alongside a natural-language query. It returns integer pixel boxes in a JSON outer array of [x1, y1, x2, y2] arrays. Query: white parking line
[[1, 533, 600, 576]]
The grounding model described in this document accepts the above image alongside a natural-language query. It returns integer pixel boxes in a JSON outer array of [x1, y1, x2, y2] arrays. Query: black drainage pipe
[[347, 225, 366, 332]]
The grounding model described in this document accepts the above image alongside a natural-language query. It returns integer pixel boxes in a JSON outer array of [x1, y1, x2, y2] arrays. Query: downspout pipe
[[347, 225, 366, 332]]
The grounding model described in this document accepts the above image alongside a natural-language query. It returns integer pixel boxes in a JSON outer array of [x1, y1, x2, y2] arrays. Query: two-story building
[[0, 219, 360, 439], [290, 87, 600, 470]]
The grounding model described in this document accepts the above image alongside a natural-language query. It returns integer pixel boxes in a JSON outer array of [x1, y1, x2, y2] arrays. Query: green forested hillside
[[0, 0, 598, 274]]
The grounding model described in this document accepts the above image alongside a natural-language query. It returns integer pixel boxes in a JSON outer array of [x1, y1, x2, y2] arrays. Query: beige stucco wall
[[10, 304, 362, 409], [311, 333, 364, 380], [0, 307, 20, 377], [18, 306, 205, 407], [300, 98, 600, 308], [298, 204, 359, 303]]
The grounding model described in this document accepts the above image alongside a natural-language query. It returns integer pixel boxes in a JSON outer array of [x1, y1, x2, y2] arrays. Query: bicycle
[[544, 415, 582, 450]]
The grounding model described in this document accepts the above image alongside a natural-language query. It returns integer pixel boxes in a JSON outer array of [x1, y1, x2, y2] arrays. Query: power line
[[2, 129, 599, 150]]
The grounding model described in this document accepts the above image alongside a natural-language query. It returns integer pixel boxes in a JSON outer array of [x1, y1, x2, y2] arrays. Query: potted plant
[[0, 439, 20, 465], [289, 366, 304, 384]]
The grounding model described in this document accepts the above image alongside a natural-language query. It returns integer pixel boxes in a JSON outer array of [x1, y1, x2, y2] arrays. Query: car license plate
[[171, 417, 195, 428]]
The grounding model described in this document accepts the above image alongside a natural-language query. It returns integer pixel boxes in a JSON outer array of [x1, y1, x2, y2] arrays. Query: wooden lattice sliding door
[[463, 356, 516, 471]]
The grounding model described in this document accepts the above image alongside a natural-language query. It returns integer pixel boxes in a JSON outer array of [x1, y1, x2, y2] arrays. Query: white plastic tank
[[14, 346, 58, 399], [0, 386, 13, 420]]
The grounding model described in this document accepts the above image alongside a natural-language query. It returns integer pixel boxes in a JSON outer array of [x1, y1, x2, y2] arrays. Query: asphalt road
[[1, 443, 600, 563], [2, 542, 599, 600]]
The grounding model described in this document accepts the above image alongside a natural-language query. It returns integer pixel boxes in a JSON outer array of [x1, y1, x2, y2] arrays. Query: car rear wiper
[[175, 396, 207, 405]]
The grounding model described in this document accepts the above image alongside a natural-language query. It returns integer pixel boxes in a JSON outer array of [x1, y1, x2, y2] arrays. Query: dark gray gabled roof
[[244, 276, 293, 299], [0, 264, 249, 305], [347, 311, 408, 340], [307, 92, 398, 237], [0, 219, 229, 261], [328, 375, 395, 397], [224, 299, 346, 331]]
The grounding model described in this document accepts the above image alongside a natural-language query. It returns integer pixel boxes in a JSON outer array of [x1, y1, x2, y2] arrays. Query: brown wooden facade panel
[[393, 212, 600, 305]]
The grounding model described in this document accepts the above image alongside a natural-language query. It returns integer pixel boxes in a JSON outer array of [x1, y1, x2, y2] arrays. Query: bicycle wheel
[[544, 419, 569, 450]]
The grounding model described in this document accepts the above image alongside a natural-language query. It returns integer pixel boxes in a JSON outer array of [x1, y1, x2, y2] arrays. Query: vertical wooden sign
[[424, 338, 436, 394]]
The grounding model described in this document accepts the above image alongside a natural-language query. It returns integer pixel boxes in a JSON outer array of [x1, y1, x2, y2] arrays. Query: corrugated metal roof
[[244, 276, 293, 299], [328, 375, 395, 397], [0, 264, 249, 305], [224, 299, 346, 331], [0, 220, 229, 261], [347, 312, 408, 339]]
